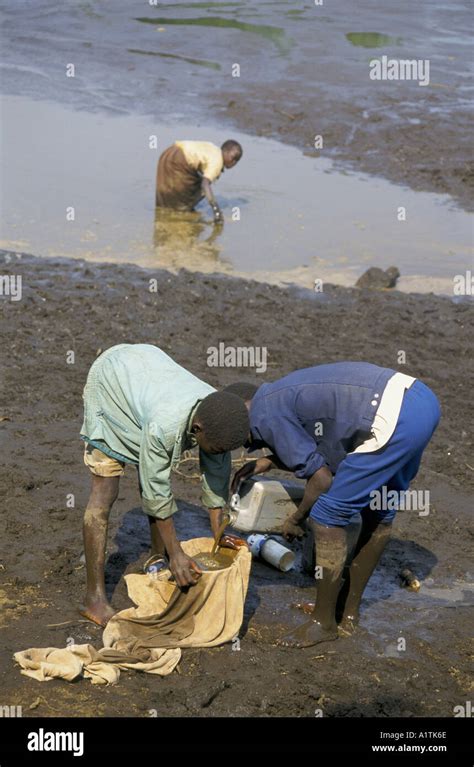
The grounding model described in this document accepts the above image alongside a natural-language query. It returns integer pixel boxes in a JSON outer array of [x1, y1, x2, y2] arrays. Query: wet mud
[[0, 251, 472, 717]]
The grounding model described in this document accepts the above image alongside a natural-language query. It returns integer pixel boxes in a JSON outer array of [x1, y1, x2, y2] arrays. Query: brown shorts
[[156, 145, 203, 210], [83, 443, 126, 478]]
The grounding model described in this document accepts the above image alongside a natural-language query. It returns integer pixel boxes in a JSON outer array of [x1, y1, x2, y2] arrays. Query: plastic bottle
[[247, 534, 295, 572]]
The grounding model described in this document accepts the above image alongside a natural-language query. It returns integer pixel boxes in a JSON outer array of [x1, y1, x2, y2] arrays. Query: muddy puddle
[[1, 95, 472, 295]]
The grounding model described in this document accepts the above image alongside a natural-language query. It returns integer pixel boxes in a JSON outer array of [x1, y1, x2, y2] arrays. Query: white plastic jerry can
[[230, 476, 305, 533]]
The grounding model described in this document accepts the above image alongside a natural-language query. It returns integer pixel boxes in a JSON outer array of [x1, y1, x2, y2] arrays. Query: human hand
[[169, 550, 202, 587], [281, 515, 306, 541], [219, 533, 249, 550], [231, 457, 272, 493]]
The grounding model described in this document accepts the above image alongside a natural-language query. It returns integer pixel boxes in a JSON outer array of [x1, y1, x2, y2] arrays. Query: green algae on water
[[345, 32, 401, 49], [135, 16, 292, 54], [128, 49, 221, 71], [155, 2, 242, 8]]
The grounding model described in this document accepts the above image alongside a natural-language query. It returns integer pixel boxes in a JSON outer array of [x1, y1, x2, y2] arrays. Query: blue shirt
[[81, 344, 231, 518], [249, 362, 396, 476]]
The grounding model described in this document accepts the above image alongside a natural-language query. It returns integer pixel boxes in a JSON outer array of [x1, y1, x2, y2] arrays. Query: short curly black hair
[[195, 391, 249, 452], [221, 139, 243, 160], [222, 382, 259, 401]]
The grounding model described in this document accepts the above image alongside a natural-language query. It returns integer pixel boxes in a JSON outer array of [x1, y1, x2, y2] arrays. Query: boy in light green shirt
[[80, 344, 249, 627]]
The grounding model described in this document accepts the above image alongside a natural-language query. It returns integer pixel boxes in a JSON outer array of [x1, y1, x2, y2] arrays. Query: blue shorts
[[310, 380, 441, 527]]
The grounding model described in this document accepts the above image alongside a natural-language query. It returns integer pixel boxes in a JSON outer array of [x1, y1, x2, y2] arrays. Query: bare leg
[[338, 512, 392, 632], [80, 475, 119, 627], [292, 517, 362, 616], [278, 520, 347, 648]]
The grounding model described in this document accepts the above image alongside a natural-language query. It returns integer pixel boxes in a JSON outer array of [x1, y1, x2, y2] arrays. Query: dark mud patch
[[216, 89, 474, 212]]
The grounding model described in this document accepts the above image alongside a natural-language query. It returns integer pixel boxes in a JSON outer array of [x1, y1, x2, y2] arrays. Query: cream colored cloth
[[14, 538, 251, 685], [175, 141, 224, 182], [353, 372, 416, 453], [12, 644, 178, 686]]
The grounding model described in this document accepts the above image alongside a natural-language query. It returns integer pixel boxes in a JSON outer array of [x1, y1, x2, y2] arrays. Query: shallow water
[[1, 0, 471, 121], [1, 95, 472, 294], [134, 14, 292, 55]]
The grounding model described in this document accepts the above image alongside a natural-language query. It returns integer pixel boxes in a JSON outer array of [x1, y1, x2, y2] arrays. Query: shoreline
[[214, 91, 474, 214], [3, 85, 472, 216], [1, 242, 471, 302], [2, 95, 472, 296]]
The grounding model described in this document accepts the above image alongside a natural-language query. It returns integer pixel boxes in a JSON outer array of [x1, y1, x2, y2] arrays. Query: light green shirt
[[80, 344, 230, 519]]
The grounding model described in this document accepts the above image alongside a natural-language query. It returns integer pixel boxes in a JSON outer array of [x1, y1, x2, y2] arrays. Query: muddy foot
[[277, 619, 339, 648], [79, 601, 117, 628]]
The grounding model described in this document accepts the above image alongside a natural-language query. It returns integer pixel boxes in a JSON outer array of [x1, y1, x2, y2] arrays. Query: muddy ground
[[0, 250, 473, 718], [216, 86, 474, 213]]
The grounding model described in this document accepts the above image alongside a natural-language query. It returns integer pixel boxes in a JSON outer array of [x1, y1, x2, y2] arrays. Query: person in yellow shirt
[[156, 139, 242, 222]]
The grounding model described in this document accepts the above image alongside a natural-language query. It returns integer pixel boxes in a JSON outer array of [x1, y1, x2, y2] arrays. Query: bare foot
[[79, 601, 117, 627], [277, 618, 339, 648]]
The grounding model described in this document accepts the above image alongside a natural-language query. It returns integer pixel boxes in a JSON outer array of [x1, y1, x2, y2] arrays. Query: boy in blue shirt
[[227, 362, 440, 648], [80, 344, 250, 627]]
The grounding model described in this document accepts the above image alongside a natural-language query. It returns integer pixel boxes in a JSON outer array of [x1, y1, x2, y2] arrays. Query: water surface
[[1, 96, 472, 294]]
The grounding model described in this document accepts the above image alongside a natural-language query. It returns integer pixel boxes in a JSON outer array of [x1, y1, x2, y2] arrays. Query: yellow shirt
[[175, 140, 224, 182]]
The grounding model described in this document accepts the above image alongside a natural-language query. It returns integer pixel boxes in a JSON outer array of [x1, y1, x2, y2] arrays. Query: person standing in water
[[155, 139, 243, 223], [226, 363, 440, 648], [79, 343, 250, 627]]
